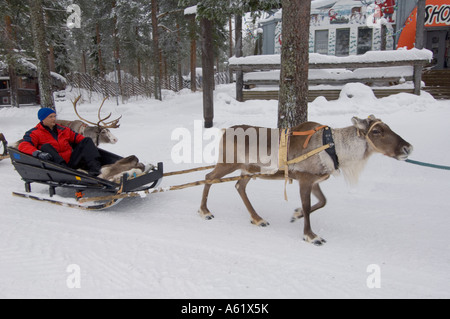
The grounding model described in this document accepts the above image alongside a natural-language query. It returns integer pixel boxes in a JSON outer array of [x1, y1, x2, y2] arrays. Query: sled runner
[[8, 147, 163, 210]]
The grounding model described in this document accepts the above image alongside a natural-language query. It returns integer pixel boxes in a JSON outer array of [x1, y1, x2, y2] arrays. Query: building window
[[336, 28, 350, 56], [315, 30, 329, 55], [358, 27, 373, 55], [0, 80, 9, 90]]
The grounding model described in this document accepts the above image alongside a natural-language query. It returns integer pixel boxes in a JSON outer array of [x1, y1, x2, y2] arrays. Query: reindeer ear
[[351, 117, 368, 130]]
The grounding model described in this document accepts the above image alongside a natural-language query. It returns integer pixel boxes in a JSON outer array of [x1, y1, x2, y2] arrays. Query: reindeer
[[98, 155, 145, 183], [198, 115, 413, 246], [57, 96, 121, 146]]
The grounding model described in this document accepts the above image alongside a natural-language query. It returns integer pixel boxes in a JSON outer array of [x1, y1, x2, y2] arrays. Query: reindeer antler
[[72, 95, 99, 126], [97, 96, 122, 129], [72, 95, 121, 129]]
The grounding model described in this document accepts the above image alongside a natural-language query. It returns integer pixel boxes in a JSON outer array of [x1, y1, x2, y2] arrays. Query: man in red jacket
[[19, 108, 102, 176]]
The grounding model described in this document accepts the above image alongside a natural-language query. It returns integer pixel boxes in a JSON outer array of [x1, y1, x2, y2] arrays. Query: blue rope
[[405, 159, 450, 171]]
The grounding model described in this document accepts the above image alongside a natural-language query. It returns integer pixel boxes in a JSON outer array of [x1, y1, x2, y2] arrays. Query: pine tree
[[179, 0, 280, 127]]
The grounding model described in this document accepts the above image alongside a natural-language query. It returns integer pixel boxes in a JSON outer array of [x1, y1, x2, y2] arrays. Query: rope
[[78, 173, 270, 203], [405, 159, 450, 171], [163, 165, 216, 177]]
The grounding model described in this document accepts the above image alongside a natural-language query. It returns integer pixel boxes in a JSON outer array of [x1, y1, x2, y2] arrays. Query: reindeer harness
[[279, 125, 339, 200]]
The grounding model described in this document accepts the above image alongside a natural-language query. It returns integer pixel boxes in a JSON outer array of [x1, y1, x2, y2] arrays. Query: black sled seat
[[8, 147, 163, 195]]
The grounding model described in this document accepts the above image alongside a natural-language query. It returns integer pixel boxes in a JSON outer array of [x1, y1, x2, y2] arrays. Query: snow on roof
[[0, 57, 67, 85], [229, 49, 433, 66]]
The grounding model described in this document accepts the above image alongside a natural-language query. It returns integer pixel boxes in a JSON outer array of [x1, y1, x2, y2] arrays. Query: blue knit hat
[[38, 108, 56, 122]]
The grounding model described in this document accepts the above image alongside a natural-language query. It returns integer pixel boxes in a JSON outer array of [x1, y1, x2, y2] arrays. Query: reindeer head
[[352, 115, 413, 161], [72, 96, 121, 145]]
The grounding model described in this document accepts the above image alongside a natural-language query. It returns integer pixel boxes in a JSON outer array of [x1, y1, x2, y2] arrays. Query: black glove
[[33, 150, 53, 161]]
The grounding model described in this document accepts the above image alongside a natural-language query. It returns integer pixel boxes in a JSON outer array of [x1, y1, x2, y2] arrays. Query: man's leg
[[69, 138, 102, 176]]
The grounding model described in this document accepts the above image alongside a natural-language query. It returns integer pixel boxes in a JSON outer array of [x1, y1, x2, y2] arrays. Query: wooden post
[[414, 0, 426, 96]]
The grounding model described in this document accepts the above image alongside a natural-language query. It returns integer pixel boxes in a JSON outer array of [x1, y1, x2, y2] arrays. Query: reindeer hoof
[[251, 220, 270, 227], [198, 208, 214, 220], [291, 208, 304, 223], [303, 235, 327, 246]]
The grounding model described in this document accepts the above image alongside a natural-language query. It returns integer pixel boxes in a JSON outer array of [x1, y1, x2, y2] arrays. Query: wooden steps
[[422, 70, 450, 100]]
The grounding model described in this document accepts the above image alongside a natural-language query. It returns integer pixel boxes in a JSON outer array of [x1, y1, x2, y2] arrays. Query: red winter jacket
[[19, 123, 84, 163]]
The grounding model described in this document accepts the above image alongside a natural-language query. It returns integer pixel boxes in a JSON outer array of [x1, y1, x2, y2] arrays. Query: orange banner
[[398, 0, 450, 49]]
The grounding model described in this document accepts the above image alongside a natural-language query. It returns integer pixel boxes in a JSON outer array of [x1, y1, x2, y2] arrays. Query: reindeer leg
[[198, 164, 238, 220], [236, 175, 269, 227], [291, 182, 327, 223], [299, 177, 326, 246]]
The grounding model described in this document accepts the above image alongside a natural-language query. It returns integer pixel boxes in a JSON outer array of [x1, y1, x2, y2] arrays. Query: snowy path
[[0, 84, 449, 298]]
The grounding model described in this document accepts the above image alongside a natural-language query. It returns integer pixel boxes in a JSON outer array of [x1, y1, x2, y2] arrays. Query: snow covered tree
[[178, 0, 280, 127], [278, 0, 311, 128]]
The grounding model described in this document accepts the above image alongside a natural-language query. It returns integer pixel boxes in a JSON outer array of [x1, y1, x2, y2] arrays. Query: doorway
[[426, 29, 449, 69]]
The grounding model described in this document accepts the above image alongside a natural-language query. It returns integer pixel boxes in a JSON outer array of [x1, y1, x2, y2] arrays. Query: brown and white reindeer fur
[[98, 155, 145, 183], [199, 115, 413, 246]]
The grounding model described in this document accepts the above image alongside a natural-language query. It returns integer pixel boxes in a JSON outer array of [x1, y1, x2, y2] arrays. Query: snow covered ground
[[0, 84, 449, 299]]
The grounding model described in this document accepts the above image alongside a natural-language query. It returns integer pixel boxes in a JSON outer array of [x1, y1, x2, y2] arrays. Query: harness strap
[[292, 125, 328, 149], [279, 125, 332, 201], [358, 121, 385, 154]]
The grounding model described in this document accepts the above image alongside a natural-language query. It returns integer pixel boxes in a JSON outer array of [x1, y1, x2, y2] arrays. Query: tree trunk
[[96, 23, 104, 77], [29, 0, 54, 109], [278, 0, 311, 128], [5, 14, 18, 108], [152, 0, 162, 100], [201, 17, 214, 128], [189, 14, 197, 92], [112, 1, 124, 103], [235, 15, 244, 102]]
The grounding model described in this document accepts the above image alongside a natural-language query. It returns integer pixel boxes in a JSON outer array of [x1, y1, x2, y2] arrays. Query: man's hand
[[32, 150, 53, 161]]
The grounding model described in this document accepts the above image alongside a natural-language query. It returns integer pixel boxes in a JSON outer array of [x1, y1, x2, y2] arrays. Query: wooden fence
[[229, 49, 433, 102], [66, 71, 231, 99]]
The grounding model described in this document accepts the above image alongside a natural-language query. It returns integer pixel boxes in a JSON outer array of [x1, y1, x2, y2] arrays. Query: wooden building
[[260, 0, 448, 70], [0, 58, 66, 106]]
